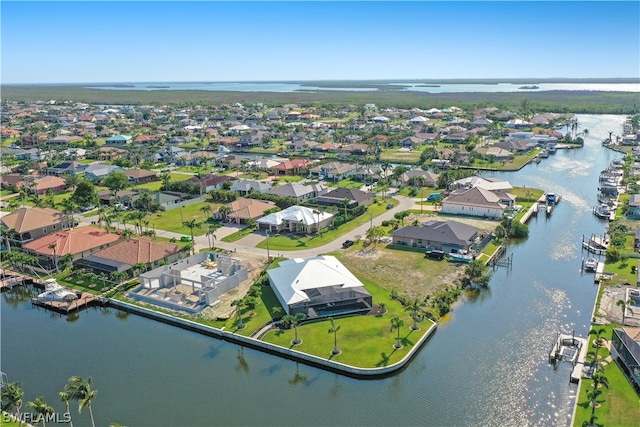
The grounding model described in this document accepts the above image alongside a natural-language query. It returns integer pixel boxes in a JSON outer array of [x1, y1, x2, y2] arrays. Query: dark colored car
[[425, 249, 445, 260], [342, 240, 355, 249]]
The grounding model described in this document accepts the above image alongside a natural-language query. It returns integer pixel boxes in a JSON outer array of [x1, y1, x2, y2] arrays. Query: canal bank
[[1, 114, 628, 427]]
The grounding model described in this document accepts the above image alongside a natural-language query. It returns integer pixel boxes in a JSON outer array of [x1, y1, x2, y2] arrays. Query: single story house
[[391, 220, 480, 252], [84, 164, 125, 182], [271, 159, 311, 176], [628, 195, 640, 219], [266, 255, 373, 318], [308, 162, 358, 181], [125, 168, 157, 184], [441, 187, 515, 218], [230, 179, 272, 196], [22, 226, 121, 272], [215, 198, 275, 224], [611, 327, 640, 392], [257, 205, 334, 234], [75, 237, 184, 276], [314, 187, 374, 209], [267, 182, 327, 202], [105, 135, 133, 147]]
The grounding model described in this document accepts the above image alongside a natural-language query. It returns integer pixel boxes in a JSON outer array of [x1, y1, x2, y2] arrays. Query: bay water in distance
[[0, 115, 627, 426]]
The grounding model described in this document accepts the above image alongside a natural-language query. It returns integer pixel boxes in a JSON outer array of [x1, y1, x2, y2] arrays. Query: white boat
[[447, 251, 474, 263], [549, 333, 584, 364], [36, 279, 78, 302], [584, 258, 598, 271], [594, 204, 611, 219]]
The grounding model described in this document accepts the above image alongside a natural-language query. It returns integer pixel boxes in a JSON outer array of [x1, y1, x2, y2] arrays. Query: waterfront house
[[1, 207, 69, 246], [627, 195, 640, 219], [22, 226, 121, 272], [391, 220, 480, 252], [441, 186, 514, 218], [450, 176, 513, 193], [271, 159, 311, 176], [75, 237, 184, 276], [257, 205, 334, 234], [266, 255, 372, 318], [308, 161, 358, 181], [131, 251, 249, 313], [611, 326, 640, 392], [395, 169, 439, 188]]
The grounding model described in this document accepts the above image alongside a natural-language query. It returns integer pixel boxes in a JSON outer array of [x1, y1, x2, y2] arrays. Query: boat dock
[[31, 292, 105, 314], [570, 336, 590, 384], [0, 269, 43, 291]]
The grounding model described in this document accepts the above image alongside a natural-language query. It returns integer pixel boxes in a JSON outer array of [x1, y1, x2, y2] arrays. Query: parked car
[[180, 236, 192, 242], [427, 193, 443, 202], [386, 203, 394, 209], [425, 249, 445, 260], [342, 240, 355, 249]]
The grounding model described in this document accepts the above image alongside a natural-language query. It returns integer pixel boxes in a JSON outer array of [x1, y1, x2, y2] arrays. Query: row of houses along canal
[[1, 114, 626, 426]]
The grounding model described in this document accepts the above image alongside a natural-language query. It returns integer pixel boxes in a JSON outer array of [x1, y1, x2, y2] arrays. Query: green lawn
[[573, 325, 640, 427], [380, 150, 422, 164], [261, 277, 434, 367], [325, 178, 365, 189], [469, 149, 541, 171], [221, 226, 257, 243], [147, 201, 221, 235], [603, 257, 638, 286], [55, 271, 111, 294], [254, 200, 391, 251], [271, 175, 303, 184], [133, 172, 192, 191]]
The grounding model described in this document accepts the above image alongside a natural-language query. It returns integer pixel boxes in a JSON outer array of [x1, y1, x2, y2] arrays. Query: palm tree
[[341, 198, 350, 217], [390, 316, 404, 349], [617, 298, 635, 325], [59, 391, 74, 427], [405, 298, 426, 330], [65, 376, 98, 427], [120, 228, 135, 240], [582, 414, 598, 427], [328, 317, 341, 355], [182, 219, 199, 255], [28, 396, 54, 427], [60, 197, 76, 229], [1, 381, 24, 421], [206, 226, 217, 250], [231, 299, 246, 329], [200, 205, 212, 222], [586, 387, 603, 416], [48, 242, 59, 273], [218, 205, 232, 222], [589, 327, 608, 358], [1, 227, 16, 253], [282, 312, 307, 345]]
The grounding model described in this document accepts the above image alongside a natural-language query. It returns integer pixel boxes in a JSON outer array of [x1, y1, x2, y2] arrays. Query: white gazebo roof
[[257, 205, 333, 226]]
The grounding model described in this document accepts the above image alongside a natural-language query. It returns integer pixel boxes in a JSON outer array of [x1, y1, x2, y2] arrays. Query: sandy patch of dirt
[[199, 251, 268, 321], [596, 285, 640, 326]]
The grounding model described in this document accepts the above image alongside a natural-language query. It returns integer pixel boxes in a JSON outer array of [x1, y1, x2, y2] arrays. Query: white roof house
[[452, 176, 513, 193], [257, 206, 334, 233], [267, 255, 372, 317]]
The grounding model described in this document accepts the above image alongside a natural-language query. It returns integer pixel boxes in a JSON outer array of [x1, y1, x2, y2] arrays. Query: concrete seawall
[[109, 299, 437, 378]]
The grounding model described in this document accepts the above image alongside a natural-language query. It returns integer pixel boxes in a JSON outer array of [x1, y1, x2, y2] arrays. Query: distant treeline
[[1, 85, 639, 114]]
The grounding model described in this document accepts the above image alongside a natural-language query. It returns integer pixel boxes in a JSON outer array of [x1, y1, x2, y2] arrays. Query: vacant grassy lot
[[148, 201, 222, 235], [338, 243, 463, 300], [380, 149, 422, 164]]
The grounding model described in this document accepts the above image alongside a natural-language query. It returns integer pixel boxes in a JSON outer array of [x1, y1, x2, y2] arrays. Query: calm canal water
[[0, 115, 627, 426]]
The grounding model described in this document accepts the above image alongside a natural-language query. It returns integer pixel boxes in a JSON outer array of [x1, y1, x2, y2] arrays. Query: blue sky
[[2, 1, 639, 83]]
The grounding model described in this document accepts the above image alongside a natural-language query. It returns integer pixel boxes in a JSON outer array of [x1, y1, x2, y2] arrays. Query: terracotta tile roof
[[22, 226, 120, 256], [1, 207, 67, 233], [90, 237, 182, 265], [31, 176, 67, 191], [125, 168, 157, 178], [272, 159, 310, 171], [225, 198, 275, 220], [623, 326, 640, 341]]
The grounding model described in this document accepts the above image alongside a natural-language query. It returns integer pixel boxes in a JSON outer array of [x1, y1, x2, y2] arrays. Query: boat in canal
[[584, 257, 599, 272], [593, 204, 612, 219]]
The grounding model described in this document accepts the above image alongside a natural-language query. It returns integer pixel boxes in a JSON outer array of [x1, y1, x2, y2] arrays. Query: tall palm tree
[[182, 219, 199, 255], [283, 313, 307, 345], [206, 226, 217, 250], [585, 387, 603, 417], [48, 242, 59, 273], [27, 396, 54, 427], [59, 391, 74, 427], [60, 197, 76, 229], [218, 205, 232, 222], [231, 299, 246, 329], [341, 198, 350, 217], [589, 327, 608, 358], [390, 316, 404, 349], [405, 298, 426, 330], [65, 376, 98, 427], [1, 227, 16, 253], [1, 381, 24, 420], [328, 317, 341, 355], [200, 205, 212, 222]]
